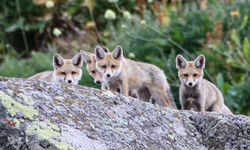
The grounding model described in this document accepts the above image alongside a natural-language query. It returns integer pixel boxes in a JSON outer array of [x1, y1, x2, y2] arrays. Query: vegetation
[[0, 0, 249, 115]]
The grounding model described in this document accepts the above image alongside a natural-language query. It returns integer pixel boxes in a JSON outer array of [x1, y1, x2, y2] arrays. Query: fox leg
[[137, 87, 151, 102], [101, 84, 107, 90], [211, 100, 223, 113], [121, 82, 129, 96], [149, 87, 172, 107], [197, 97, 206, 113], [106, 83, 117, 92]]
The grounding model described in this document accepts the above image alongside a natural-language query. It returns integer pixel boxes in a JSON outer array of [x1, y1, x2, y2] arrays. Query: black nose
[[95, 80, 101, 84], [188, 82, 193, 86], [106, 74, 111, 78], [68, 80, 72, 83]]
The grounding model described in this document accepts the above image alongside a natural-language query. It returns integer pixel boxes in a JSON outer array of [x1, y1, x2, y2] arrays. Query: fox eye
[[193, 74, 198, 77], [102, 65, 106, 69], [72, 71, 77, 75], [61, 72, 66, 75], [183, 74, 188, 77], [91, 70, 96, 74], [111, 65, 116, 68]]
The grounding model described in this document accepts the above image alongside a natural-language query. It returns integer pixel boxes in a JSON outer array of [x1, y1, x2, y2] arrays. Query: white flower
[[147, 0, 153, 3], [53, 28, 62, 37], [128, 52, 135, 58], [108, 0, 118, 3], [123, 11, 131, 20], [45, 0, 54, 8], [104, 9, 116, 20], [121, 24, 127, 28], [140, 20, 146, 25]]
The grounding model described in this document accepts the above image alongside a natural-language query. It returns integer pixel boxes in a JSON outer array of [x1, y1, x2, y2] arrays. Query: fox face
[[81, 50, 103, 84], [94, 45, 123, 81], [176, 54, 205, 88], [53, 53, 83, 85]]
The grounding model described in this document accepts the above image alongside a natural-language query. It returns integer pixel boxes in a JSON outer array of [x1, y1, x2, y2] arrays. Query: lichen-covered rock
[[0, 77, 249, 150]]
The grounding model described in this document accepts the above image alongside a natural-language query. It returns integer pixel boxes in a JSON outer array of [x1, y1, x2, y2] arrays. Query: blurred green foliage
[[0, 0, 250, 115]]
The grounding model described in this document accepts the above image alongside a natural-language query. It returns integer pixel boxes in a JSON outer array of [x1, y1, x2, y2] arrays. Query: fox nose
[[188, 82, 193, 86], [95, 80, 101, 84], [68, 80, 72, 83], [106, 74, 111, 78]]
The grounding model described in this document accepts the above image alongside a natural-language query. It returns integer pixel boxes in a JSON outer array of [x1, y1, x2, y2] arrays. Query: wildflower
[[53, 28, 62, 37], [230, 10, 240, 17], [123, 11, 132, 20], [45, 0, 54, 8], [85, 21, 96, 29], [108, 0, 118, 3], [103, 31, 110, 37], [33, 0, 46, 5], [147, 0, 153, 3], [128, 52, 135, 58], [121, 24, 127, 28], [140, 20, 146, 25], [104, 9, 116, 20]]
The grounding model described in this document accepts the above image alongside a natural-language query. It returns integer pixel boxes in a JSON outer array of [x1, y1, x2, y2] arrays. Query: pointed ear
[[80, 50, 93, 64], [194, 54, 205, 69], [102, 46, 110, 53], [176, 54, 187, 69], [53, 54, 64, 69], [112, 46, 123, 60], [72, 53, 83, 68], [94, 46, 106, 60]]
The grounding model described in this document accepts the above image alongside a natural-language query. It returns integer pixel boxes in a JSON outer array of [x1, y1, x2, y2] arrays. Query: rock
[[0, 77, 249, 150]]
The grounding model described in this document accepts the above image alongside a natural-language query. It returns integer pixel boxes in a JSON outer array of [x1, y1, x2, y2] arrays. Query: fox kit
[[176, 54, 232, 114], [94, 45, 176, 108], [80, 46, 111, 90], [28, 53, 83, 85]]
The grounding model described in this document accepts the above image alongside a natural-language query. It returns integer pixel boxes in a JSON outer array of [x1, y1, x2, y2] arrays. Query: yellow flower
[[85, 21, 96, 29], [230, 10, 240, 17], [103, 31, 110, 37]]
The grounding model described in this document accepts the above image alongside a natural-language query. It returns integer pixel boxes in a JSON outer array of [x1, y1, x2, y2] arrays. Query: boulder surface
[[0, 77, 249, 150]]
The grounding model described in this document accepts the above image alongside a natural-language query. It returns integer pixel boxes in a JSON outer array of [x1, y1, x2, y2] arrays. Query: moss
[[0, 91, 38, 120], [55, 142, 74, 150], [25, 121, 60, 140], [13, 118, 20, 128], [18, 93, 35, 105], [102, 91, 115, 98]]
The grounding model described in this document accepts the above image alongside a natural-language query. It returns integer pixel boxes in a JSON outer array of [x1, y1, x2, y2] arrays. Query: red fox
[[94, 45, 176, 108], [176, 54, 232, 114], [28, 53, 83, 85], [81, 48, 151, 101]]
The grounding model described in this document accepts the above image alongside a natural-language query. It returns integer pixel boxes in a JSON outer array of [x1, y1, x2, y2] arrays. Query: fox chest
[[182, 91, 200, 101], [181, 90, 201, 109]]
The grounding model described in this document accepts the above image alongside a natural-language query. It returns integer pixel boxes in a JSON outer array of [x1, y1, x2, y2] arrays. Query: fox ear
[[112, 46, 123, 60], [176, 54, 187, 69], [102, 46, 110, 53], [194, 54, 205, 69], [94, 46, 106, 60], [80, 50, 93, 64], [53, 54, 64, 69], [72, 53, 83, 68]]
